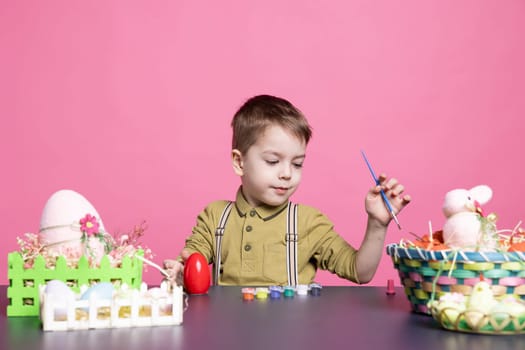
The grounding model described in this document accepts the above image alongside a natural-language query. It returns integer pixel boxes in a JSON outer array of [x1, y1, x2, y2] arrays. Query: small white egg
[[44, 280, 76, 320], [81, 282, 114, 301]]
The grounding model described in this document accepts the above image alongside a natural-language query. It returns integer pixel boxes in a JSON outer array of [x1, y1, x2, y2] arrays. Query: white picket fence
[[40, 282, 184, 331]]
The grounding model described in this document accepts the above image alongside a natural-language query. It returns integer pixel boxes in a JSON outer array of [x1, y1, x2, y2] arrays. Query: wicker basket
[[386, 243, 525, 315], [7, 251, 144, 317]]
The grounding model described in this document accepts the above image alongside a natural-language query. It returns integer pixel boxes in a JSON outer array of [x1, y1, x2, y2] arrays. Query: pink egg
[[38, 189, 107, 257]]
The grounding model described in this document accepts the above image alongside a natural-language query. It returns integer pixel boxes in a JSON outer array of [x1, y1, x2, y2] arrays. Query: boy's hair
[[231, 94, 312, 154]]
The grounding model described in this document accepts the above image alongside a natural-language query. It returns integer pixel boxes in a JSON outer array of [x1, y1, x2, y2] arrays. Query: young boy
[[164, 94, 411, 286]]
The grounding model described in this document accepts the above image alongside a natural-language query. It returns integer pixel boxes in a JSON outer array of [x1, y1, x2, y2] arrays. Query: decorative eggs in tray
[[39, 279, 184, 331], [429, 280, 525, 334]]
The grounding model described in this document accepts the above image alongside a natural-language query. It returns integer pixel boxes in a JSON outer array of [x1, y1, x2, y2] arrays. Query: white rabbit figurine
[[442, 185, 498, 251]]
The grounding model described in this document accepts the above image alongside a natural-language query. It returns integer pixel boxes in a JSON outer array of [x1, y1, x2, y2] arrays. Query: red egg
[[183, 253, 210, 294]]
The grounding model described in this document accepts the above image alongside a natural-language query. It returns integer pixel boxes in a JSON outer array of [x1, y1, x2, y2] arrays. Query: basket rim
[[386, 243, 525, 263]]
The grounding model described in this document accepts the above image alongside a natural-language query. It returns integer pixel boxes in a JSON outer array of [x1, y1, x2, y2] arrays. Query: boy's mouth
[[273, 186, 289, 194]]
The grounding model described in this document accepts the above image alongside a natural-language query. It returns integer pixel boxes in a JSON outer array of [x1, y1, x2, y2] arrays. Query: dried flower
[[16, 218, 152, 270]]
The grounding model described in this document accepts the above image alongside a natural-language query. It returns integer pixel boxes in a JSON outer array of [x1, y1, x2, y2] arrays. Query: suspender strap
[[213, 201, 234, 285], [285, 202, 299, 286], [213, 201, 299, 286]]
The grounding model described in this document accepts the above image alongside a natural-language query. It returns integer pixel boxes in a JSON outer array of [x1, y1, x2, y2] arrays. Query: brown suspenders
[[285, 202, 299, 286], [213, 201, 234, 285], [213, 201, 299, 286]]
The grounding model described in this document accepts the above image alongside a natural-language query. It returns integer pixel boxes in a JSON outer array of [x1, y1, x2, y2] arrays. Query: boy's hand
[[163, 249, 192, 287], [365, 173, 411, 226]]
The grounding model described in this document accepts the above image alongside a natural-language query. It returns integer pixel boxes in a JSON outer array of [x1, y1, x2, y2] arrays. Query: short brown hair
[[231, 95, 312, 154]]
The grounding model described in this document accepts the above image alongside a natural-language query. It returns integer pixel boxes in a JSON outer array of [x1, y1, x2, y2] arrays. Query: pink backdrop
[[2, 1, 524, 287]]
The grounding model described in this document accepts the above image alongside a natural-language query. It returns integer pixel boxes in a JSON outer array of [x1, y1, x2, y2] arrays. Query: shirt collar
[[234, 187, 289, 221]]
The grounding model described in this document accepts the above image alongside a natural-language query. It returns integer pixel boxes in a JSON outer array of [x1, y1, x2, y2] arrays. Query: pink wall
[[2, 1, 524, 287]]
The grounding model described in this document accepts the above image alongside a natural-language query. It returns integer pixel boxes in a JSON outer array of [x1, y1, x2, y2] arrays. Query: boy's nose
[[279, 165, 292, 179]]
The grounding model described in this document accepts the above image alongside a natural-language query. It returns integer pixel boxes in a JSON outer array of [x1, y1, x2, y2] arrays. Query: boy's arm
[[163, 249, 191, 286], [163, 220, 213, 286], [356, 174, 411, 283], [162, 201, 226, 284]]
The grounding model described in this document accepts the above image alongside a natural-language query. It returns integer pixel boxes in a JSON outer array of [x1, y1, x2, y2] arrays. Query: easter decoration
[[8, 189, 153, 317], [183, 252, 211, 295], [40, 279, 184, 331], [442, 185, 498, 251], [386, 184, 525, 334], [429, 277, 525, 334]]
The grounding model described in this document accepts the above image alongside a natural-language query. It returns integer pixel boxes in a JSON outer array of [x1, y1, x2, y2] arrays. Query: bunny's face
[[442, 185, 493, 218], [443, 189, 474, 217]]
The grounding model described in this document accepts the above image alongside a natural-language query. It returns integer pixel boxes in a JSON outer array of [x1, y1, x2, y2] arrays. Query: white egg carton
[[39, 282, 184, 331]]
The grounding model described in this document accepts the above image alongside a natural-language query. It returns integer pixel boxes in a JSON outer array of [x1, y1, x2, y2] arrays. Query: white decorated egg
[[43, 280, 76, 319], [433, 292, 466, 324], [144, 287, 172, 315], [39, 189, 106, 256], [145, 287, 170, 300], [81, 282, 114, 301], [114, 284, 135, 300], [45, 279, 76, 298], [491, 297, 525, 318]]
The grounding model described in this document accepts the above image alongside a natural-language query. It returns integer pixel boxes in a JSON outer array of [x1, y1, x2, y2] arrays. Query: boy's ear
[[232, 149, 244, 176]]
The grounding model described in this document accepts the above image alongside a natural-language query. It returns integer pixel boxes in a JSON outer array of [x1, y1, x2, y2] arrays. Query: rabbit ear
[[469, 185, 492, 205]]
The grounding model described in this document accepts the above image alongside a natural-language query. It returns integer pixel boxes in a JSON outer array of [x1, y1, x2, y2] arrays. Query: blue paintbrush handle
[[360, 150, 402, 230]]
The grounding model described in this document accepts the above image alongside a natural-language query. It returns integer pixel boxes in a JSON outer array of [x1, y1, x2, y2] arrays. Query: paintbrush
[[361, 150, 402, 230], [134, 254, 171, 278]]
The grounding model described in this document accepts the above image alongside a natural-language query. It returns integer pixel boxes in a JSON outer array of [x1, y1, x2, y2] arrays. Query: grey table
[[1, 285, 523, 349]]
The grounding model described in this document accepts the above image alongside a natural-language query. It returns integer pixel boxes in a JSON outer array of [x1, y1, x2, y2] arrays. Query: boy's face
[[232, 125, 306, 207]]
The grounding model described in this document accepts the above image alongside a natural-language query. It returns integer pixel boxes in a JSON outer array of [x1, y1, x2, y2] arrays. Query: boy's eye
[[264, 159, 303, 168]]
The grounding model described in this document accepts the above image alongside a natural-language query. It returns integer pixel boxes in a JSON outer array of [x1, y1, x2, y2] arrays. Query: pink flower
[[79, 214, 100, 236]]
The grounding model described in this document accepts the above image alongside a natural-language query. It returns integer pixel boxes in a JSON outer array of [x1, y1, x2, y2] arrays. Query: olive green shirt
[[184, 188, 359, 286]]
